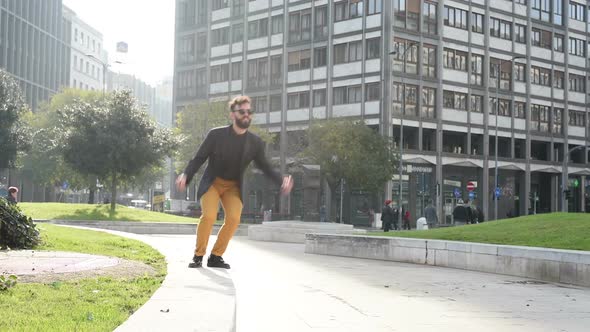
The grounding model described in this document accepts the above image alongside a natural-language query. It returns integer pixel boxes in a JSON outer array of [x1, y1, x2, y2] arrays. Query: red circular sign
[[467, 182, 475, 192]]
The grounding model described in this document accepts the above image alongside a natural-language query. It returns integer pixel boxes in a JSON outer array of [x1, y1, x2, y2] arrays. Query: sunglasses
[[235, 109, 253, 116]]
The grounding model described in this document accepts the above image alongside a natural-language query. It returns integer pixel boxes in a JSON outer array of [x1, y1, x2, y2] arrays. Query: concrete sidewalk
[[98, 230, 590, 332]]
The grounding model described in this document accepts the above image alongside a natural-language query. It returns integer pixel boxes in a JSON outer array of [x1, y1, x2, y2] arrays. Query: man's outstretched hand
[[281, 175, 294, 195], [176, 173, 187, 192]]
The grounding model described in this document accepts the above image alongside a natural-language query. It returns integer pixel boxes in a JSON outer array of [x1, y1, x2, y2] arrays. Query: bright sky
[[63, 0, 175, 85]]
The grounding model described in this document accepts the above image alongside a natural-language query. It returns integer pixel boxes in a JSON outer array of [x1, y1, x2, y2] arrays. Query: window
[[421, 87, 435, 118], [553, 33, 564, 52], [489, 58, 512, 89], [177, 70, 196, 98], [569, 73, 586, 92], [515, 24, 526, 43], [334, 41, 363, 64], [443, 91, 467, 110], [288, 92, 310, 109], [532, 0, 551, 22], [422, 44, 436, 78], [314, 6, 328, 39], [247, 58, 268, 89], [288, 50, 311, 71], [366, 38, 381, 60], [196, 33, 207, 62], [569, 2, 585, 21], [178, 35, 195, 65], [532, 28, 551, 49], [231, 62, 242, 80], [394, 0, 420, 30], [74, 28, 78, 42], [553, 70, 564, 89], [392, 39, 418, 74], [212, 0, 228, 10], [554, 0, 563, 25], [333, 85, 362, 105], [313, 89, 326, 107], [366, 82, 381, 101], [472, 12, 484, 33], [423, 1, 437, 34], [489, 98, 511, 116], [335, 0, 365, 21], [270, 94, 282, 112], [471, 54, 484, 86], [314, 47, 327, 67], [515, 62, 526, 82], [232, 0, 244, 16], [73, 55, 77, 69], [196, 0, 208, 25], [443, 48, 467, 71], [530, 66, 551, 86], [211, 27, 229, 46], [251, 96, 268, 114], [270, 55, 282, 85], [569, 110, 585, 127], [569, 37, 585, 57], [490, 17, 512, 40], [367, 0, 382, 15], [271, 15, 283, 34], [531, 104, 551, 132], [514, 101, 526, 119], [289, 9, 311, 43], [444, 6, 468, 30], [470, 95, 483, 113], [392, 83, 418, 116], [210, 64, 229, 83], [248, 18, 268, 39], [232, 23, 244, 43], [553, 108, 562, 134]]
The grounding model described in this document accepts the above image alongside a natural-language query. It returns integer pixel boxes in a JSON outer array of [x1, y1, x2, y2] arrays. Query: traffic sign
[[468, 191, 475, 199], [453, 188, 461, 198], [466, 182, 476, 192], [574, 179, 580, 187], [495, 187, 501, 198]]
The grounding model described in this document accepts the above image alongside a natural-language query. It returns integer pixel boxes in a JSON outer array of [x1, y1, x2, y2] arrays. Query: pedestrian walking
[[424, 200, 437, 228], [381, 200, 395, 232]]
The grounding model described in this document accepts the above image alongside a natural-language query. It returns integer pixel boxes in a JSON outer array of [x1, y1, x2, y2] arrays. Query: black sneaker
[[207, 254, 230, 269], [188, 255, 203, 268]]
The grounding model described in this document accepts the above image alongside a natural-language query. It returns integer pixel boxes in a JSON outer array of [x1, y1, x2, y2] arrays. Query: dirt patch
[[8, 259, 158, 284]]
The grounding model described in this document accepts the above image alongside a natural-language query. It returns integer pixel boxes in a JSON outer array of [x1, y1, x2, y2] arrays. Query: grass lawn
[[369, 213, 590, 251], [0, 223, 166, 332], [19, 202, 198, 223]]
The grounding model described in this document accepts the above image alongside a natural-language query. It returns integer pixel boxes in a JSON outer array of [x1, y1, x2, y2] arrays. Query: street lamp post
[[494, 56, 525, 220], [390, 41, 417, 227]]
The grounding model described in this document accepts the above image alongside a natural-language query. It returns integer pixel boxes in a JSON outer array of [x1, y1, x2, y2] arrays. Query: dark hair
[[8, 187, 18, 194]]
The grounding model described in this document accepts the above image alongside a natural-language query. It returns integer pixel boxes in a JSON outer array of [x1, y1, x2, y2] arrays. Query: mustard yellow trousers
[[195, 177, 243, 257]]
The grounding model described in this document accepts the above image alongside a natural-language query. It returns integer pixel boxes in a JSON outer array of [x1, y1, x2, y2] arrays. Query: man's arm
[[253, 141, 283, 186], [180, 130, 215, 187]]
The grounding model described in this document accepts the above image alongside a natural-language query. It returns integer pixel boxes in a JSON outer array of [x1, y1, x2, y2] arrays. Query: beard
[[235, 117, 251, 129]]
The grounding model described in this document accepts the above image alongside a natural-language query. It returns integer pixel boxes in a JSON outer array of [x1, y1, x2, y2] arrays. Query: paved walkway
[[107, 231, 590, 332]]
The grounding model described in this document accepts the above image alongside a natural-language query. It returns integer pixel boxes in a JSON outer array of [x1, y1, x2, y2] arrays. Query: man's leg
[[194, 185, 221, 257], [211, 184, 242, 258]]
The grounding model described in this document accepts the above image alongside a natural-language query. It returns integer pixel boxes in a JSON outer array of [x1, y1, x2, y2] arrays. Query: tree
[[0, 69, 31, 170], [60, 90, 178, 212], [19, 89, 103, 201], [302, 119, 398, 220]]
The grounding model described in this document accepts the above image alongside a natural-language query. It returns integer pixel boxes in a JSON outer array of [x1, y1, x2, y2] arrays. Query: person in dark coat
[[5, 187, 18, 205], [381, 199, 394, 232]]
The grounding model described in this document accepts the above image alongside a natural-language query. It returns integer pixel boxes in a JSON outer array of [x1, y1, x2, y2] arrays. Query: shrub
[[0, 197, 40, 249]]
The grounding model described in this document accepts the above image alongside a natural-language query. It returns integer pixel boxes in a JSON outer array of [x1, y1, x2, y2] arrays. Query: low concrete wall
[[248, 221, 366, 243], [305, 234, 590, 288], [36, 220, 249, 236]]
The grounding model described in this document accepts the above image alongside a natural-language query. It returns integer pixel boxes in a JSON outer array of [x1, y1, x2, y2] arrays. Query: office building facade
[[174, 0, 590, 225], [0, 0, 70, 110]]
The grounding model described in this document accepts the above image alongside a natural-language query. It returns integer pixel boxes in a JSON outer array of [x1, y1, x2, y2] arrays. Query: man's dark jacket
[[183, 125, 283, 201]]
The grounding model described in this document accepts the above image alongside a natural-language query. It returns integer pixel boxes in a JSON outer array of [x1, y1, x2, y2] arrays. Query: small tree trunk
[[88, 188, 95, 204], [110, 174, 117, 212]]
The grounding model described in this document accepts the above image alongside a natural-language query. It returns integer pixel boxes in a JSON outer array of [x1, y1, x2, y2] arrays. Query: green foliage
[[59, 90, 178, 211], [0, 275, 17, 291], [0, 68, 31, 168], [371, 213, 590, 251], [303, 119, 398, 194], [0, 198, 41, 249]]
